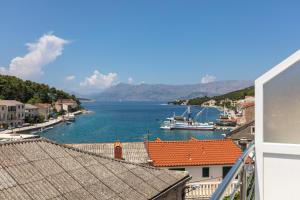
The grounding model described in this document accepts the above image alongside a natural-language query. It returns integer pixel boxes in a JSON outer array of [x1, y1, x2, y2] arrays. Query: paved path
[[0, 117, 63, 134]]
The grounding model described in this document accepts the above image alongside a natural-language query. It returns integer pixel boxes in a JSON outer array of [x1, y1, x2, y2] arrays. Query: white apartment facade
[[0, 100, 25, 127], [25, 104, 39, 118]]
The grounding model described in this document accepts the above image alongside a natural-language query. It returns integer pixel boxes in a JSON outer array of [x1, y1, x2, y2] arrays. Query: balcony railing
[[210, 143, 255, 200], [185, 181, 238, 199]]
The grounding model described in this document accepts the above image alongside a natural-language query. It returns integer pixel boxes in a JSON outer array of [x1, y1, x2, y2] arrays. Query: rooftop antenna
[[145, 130, 151, 154]]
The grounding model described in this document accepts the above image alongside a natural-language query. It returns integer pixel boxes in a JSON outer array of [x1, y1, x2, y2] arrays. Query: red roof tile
[[147, 139, 242, 167]]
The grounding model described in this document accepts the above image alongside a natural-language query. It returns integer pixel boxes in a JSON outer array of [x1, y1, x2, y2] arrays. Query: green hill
[[187, 86, 254, 106], [0, 74, 79, 104]]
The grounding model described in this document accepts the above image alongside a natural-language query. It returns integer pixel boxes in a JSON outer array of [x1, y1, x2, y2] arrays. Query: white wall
[[256, 50, 300, 200], [167, 165, 233, 182]]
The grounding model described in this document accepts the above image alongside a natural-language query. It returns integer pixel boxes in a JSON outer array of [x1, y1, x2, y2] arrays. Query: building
[[55, 99, 78, 112], [219, 98, 234, 106], [0, 138, 191, 200], [0, 100, 25, 127], [147, 138, 242, 183], [255, 50, 300, 199], [211, 50, 300, 199], [35, 103, 52, 120], [202, 99, 216, 107], [24, 104, 39, 118], [236, 101, 255, 124], [226, 120, 255, 150]]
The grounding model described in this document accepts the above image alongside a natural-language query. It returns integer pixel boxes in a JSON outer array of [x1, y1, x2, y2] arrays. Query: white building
[[35, 103, 52, 120], [25, 104, 39, 118], [55, 99, 78, 112], [147, 138, 242, 183], [0, 100, 25, 127], [256, 50, 300, 199]]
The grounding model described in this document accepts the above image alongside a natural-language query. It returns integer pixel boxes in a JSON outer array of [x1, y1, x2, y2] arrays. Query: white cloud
[[65, 75, 75, 81], [201, 74, 216, 84], [80, 70, 118, 90], [0, 33, 68, 80], [128, 77, 133, 84]]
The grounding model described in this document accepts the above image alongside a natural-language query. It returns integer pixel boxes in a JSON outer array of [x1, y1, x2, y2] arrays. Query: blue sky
[[0, 0, 300, 93]]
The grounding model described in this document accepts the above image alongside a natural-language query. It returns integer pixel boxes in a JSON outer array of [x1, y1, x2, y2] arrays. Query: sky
[[0, 0, 300, 94]]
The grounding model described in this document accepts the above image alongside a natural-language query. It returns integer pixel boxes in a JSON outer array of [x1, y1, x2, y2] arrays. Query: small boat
[[160, 106, 215, 131], [65, 113, 75, 121], [30, 126, 53, 134], [66, 121, 73, 125]]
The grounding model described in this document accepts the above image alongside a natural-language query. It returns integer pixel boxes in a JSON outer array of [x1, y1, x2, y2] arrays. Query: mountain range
[[92, 80, 253, 102]]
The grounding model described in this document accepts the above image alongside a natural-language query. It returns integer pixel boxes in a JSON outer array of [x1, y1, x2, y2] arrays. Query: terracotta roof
[[0, 138, 190, 200], [240, 101, 255, 108], [147, 138, 242, 167]]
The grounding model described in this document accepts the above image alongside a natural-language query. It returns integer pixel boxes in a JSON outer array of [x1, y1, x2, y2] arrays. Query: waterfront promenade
[[0, 117, 62, 134], [0, 110, 83, 135]]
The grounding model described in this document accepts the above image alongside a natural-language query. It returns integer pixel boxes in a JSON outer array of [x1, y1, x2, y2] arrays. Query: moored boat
[[160, 106, 215, 131]]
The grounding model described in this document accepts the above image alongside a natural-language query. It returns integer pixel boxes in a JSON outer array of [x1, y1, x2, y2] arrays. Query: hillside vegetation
[[187, 86, 254, 106], [0, 75, 78, 104]]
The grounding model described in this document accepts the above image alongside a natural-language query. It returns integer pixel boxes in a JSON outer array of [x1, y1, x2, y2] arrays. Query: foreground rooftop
[[0, 138, 190, 200], [70, 142, 149, 164]]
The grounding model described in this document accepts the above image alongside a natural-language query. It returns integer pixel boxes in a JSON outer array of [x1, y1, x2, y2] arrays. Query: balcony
[[184, 143, 255, 200]]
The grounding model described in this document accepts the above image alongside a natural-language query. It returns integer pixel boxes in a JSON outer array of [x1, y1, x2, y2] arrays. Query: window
[[223, 166, 232, 178], [169, 168, 185, 171], [202, 167, 209, 177]]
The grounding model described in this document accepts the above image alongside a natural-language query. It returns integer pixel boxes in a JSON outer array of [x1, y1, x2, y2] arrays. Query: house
[[0, 138, 191, 200], [24, 104, 39, 118], [55, 99, 78, 112], [226, 120, 255, 150], [146, 138, 242, 183], [0, 100, 25, 127], [219, 98, 233, 106], [71, 138, 243, 183], [236, 101, 255, 124], [35, 103, 52, 120], [202, 99, 216, 107]]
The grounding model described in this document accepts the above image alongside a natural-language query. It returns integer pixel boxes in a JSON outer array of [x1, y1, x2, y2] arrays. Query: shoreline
[[0, 109, 87, 135]]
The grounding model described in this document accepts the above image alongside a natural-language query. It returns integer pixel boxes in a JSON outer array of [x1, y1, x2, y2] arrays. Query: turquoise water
[[39, 101, 226, 144]]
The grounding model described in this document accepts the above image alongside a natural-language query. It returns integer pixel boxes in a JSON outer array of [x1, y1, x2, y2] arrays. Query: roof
[[226, 121, 255, 141], [56, 99, 77, 104], [0, 100, 23, 106], [147, 138, 242, 167], [0, 138, 189, 200], [25, 104, 38, 110], [241, 102, 255, 108], [69, 142, 149, 164], [35, 103, 52, 109]]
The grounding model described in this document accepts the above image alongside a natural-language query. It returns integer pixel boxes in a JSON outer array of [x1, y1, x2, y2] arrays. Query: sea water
[[39, 101, 226, 144]]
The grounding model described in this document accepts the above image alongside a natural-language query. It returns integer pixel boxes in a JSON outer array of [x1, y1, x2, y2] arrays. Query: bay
[[39, 101, 227, 143]]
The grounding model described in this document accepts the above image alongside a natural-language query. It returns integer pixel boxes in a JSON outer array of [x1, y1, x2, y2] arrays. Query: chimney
[[114, 141, 123, 160]]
